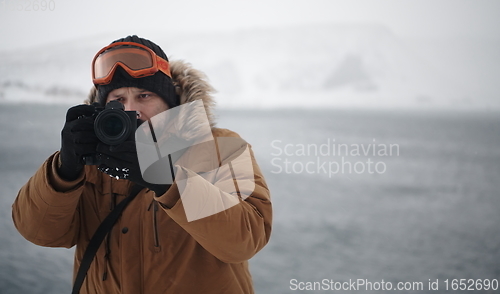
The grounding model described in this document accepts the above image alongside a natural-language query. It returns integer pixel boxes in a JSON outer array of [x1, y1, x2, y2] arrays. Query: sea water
[[1, 104, 499, 293]]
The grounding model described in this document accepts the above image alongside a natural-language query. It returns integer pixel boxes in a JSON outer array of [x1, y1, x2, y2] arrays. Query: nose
[[122, 100, 142, 119]]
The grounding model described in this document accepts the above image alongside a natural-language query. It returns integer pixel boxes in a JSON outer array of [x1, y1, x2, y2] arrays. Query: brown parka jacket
[[12, 61, 272, 294]]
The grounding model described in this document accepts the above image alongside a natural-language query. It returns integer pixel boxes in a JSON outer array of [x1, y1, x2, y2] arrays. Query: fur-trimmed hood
[[85, 60, 216, 128]]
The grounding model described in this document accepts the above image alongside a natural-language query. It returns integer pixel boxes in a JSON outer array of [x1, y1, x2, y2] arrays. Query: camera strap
[[71, 184, 144, 294]]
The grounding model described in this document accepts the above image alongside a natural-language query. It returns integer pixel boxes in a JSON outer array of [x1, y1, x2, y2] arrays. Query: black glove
[[58, 104, 99, 181], [96, 140, 171, 196]]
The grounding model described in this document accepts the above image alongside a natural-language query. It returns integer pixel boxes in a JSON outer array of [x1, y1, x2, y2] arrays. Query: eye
[[139, 93, 152, 99]]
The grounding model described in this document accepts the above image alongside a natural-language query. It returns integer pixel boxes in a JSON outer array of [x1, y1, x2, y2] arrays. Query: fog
[[1, 1, 499, 293]]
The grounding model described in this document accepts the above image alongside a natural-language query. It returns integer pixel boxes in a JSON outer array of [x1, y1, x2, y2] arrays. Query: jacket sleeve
[[154, 131, 272, 263], [12, 152, 83, 248]]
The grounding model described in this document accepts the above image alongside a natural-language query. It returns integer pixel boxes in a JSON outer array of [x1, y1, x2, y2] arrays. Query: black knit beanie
[[96, 35, 179, 108]]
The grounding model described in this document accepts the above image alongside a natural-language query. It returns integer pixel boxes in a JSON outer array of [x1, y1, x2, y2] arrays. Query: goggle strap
[[156, 56, 172, 78]]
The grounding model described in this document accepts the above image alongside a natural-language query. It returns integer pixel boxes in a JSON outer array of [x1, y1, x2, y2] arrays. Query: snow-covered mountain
[[0, 24, 498, 109]]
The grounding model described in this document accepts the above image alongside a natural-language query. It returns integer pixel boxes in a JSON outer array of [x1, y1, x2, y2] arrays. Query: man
[[12, 35, 272, 294]]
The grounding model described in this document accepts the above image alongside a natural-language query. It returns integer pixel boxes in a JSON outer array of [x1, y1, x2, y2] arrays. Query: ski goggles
[[92, 42, 172, 85]]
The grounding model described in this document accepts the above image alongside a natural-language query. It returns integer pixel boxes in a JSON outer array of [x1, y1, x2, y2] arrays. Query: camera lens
[[94, 109, 133, 145], [102, 116, 124, 137]]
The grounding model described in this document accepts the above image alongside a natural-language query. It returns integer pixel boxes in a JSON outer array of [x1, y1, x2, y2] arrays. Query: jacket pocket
[[147, 200, 161, 253]]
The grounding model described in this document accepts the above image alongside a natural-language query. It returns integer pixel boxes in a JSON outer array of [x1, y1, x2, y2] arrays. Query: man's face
[[106, 87, 169, 121]]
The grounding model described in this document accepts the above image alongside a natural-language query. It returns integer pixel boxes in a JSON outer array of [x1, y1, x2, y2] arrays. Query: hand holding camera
[[58, 104, 99, 181], [58, 101, 169, 195], [58, 101, 135, 181], [95, 140, 170, 195]]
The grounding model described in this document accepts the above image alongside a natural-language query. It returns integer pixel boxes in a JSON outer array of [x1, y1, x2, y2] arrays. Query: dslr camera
[[84, 100, 137, 165]]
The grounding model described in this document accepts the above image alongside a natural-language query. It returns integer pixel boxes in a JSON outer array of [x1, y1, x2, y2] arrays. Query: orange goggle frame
[[92, 42, 171, 85]]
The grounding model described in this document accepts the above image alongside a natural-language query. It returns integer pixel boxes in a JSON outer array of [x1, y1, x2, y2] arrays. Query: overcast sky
[[0, 0, 499, 52]]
